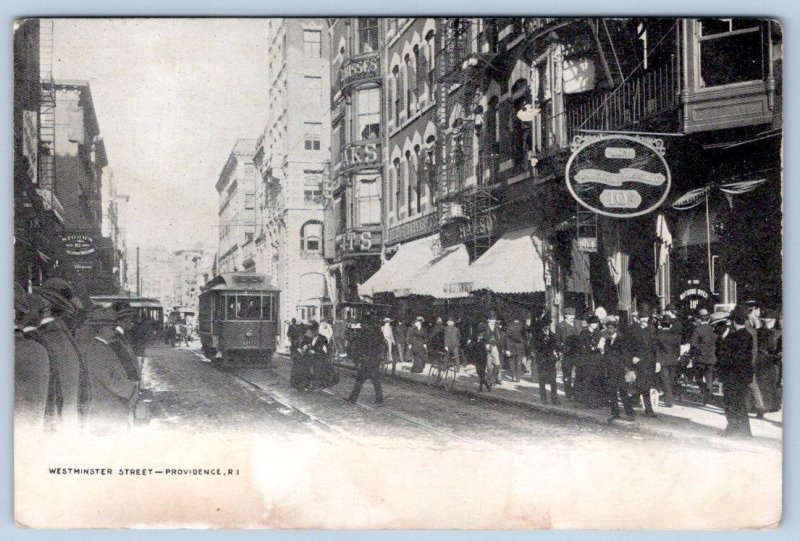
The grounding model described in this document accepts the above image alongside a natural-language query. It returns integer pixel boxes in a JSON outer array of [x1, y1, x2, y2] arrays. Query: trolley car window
[[237, 296, 261, 320], [226, 295, 238, 320], [262, 295, 273, 322]]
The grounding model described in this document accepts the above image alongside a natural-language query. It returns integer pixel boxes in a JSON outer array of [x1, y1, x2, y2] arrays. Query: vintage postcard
[[13, 17, 782, 529]]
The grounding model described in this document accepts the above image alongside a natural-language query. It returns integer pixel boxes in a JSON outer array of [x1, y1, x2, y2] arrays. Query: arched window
[[406, 149, 416, 216], [392, 65, 401, 125], [300, 220, 323, 252], [425, 135, 437, 207], [387, 164, 395, 220], [425, 31, 435, 102], [414, 144, 422, 211], [393, 157, 402, 219]]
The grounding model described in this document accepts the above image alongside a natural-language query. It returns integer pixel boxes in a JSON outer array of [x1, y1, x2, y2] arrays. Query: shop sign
[[22, 110, 38, 185], [440, 211, 497, 248], [63, 234, 96, 256], [336, 229, 381, 255], [565, 135, 671, 218], [340, 53, 380, 91], [340, 141, 381, 175], [577, 236, 598, 252], [679, 287, 710, 300], [443, 282, 474, 295], [386, 213, 438, 245]]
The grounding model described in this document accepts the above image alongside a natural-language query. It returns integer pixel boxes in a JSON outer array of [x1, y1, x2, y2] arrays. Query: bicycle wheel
[[445, 362, 457, 391]]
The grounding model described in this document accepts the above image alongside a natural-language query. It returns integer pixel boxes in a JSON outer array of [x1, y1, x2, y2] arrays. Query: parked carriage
[[198, 273, 280, 365]]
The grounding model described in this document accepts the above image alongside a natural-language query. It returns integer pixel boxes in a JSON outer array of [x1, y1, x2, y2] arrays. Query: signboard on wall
[[386, 214, 438, 245], [565, 135, 671, 218], [62, 234, 96, 256], [340, 140, 381, 175], [340, 52, 381, 91], [336, 229, 381, 256], [440, 211, 497, 248]]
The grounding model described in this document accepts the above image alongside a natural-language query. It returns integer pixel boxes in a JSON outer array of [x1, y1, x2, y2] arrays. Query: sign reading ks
[[565, 135, 671, 218]]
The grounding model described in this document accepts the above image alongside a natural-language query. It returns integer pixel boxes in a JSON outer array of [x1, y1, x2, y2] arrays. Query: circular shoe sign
[[565, 135, 671, 218]]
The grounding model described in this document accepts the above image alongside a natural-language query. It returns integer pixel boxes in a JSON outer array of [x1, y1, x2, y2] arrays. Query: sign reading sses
[[565, 135, 671, 218], [340, 53, 380, 91]]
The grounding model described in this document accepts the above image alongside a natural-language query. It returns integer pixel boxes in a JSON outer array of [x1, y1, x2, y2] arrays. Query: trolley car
[[90, 296, 164, 325], [198, 272, 280, 364]]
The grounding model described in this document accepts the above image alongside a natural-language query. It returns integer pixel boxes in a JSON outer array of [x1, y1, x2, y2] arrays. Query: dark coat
[[627, 323, 659, 391], [602, 330, 631, 383], [350, 325, 384, 367], [654, 322, 683, 367], [428, 323, 445, 351], [689, 323, 718, 365], [36, 318, 83, 428], [479, 326, 506, 350], [716, 327, 755, 386], [394, 323, 407, 345], [505, 321, 526, 356], [15, 330, 50, 426], [576, 328, 604, 366], [534, 329, 558, 376], [555, 321, 581, 358], [444, 325, 461, 350], [81, 326, 138, 427], [407, 325, 428, 353]]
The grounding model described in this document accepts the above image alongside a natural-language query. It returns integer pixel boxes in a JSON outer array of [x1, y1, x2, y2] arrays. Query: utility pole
[[136, 246, 141, 296]]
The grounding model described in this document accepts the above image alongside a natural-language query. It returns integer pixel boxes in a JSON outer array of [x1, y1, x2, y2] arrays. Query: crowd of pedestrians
[[327, 300, 781, 439], [14, 278, 154, 434]]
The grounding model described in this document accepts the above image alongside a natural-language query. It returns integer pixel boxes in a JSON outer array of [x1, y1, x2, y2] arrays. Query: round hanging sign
[[565, 135, 671, 218]]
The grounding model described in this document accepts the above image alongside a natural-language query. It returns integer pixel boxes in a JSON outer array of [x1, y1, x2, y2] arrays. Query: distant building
[[216, 139, 257, 274], [136, 246, 175, 308], [253, 18, 331, 343], [101, 169, 129, 291]]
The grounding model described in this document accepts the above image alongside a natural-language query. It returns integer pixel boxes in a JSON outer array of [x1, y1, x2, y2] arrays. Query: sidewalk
[[377, 358, 783, 446]]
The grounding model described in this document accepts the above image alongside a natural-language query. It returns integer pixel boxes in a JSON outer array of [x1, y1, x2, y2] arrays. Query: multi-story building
[[172, 247, 211, 311], [216, 138, 257, 274], [253, 18, 331, 341], [323, 18, 384, 306], [360, 18, 782, 322], [101, 169, 129, 291], [51, 79, 115, 297], [136, 246, 175, 308]]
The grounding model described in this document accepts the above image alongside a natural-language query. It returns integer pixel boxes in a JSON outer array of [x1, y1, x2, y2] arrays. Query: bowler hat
[[563, 307, 576, 316], [586, 315, 600, 324], [697, 308, 710, 318], [35, 282, 75, 317], [709, 311, 729, 326]]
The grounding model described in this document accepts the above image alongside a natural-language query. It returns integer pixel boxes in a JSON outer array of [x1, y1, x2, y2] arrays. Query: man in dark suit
[[602, 316, 635, 420], [347, 318, 385, 406], [716, 306, 755, 437], [627, 305, 659, 418], [555, 307, 580, 401], [407, 316, 428, 373]]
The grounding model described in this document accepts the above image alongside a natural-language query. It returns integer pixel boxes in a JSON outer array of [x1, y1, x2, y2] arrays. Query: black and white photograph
[[12, 17, 782, 529]]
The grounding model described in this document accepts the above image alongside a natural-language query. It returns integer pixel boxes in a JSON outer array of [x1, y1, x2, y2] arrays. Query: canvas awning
[[358, 234, 441, 297], [408, 243, 471, 298], [468, 227, 548, 294]]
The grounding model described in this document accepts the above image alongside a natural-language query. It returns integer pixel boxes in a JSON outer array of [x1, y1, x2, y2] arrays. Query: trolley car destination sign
[[565, 134, 671, 218]]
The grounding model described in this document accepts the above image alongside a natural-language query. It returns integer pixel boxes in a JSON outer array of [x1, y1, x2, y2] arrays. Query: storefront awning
[[468, 227, 547, 294], [408, 243, 471, 299], [358, 234, 441, 297]]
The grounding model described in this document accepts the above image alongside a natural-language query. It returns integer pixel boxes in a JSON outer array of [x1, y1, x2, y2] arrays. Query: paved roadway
[[139, 343, 778, 454]]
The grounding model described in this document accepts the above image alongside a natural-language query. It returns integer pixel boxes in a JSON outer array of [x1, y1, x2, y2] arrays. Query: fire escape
[[433, 18, 499, 258], [37, 19, 64, 223]]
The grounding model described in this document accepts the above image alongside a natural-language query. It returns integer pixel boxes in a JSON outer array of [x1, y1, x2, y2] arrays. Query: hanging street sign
[[565, 135, 672, 218]]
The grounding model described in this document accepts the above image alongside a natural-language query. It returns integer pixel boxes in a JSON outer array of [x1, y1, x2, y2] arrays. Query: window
[[244, 192, 255, 210], [304, 30, 321, 58], [304, 76, 322, 106], [698, 19, 763, 87], [304, 122, 321, 150], [405, 54, 414, 117], [425, 31, 435, 102], [334, 196, 346, 233], [304, 170, 323, 204], [358, 18, 379, 53], [300, 220, 323, 251], [357, 175, 381, 226], [393, 158, 402, 219], [406, 150, 416, 216], [356, 87, 381, 140], [393, 66, 401, 125]]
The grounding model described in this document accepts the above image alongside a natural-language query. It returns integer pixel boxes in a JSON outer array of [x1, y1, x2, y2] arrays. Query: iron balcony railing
[[566, 57, 680, 140]]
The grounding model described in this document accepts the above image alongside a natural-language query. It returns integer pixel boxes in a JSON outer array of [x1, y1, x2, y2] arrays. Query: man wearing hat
[[755, 309, 782, 414], [575, 314, 606, 407], [627, 304, 659, 417], [602, 315, 635, 420], [77, 304, 140, 432], [14, 284, 51, 428], [407, 316, 428, 373], [443, 317, 462, 372], [506, 319, 526, 383], [689, 308, 718, 406], [381, 317, 396, 369], [654, 309, 683, 408], [35, 278, 83, 431], [480, 313, 506, 387], [555, 307, 580, 401], [347, 316, 385, 405], [716, 305, 755, 437]]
